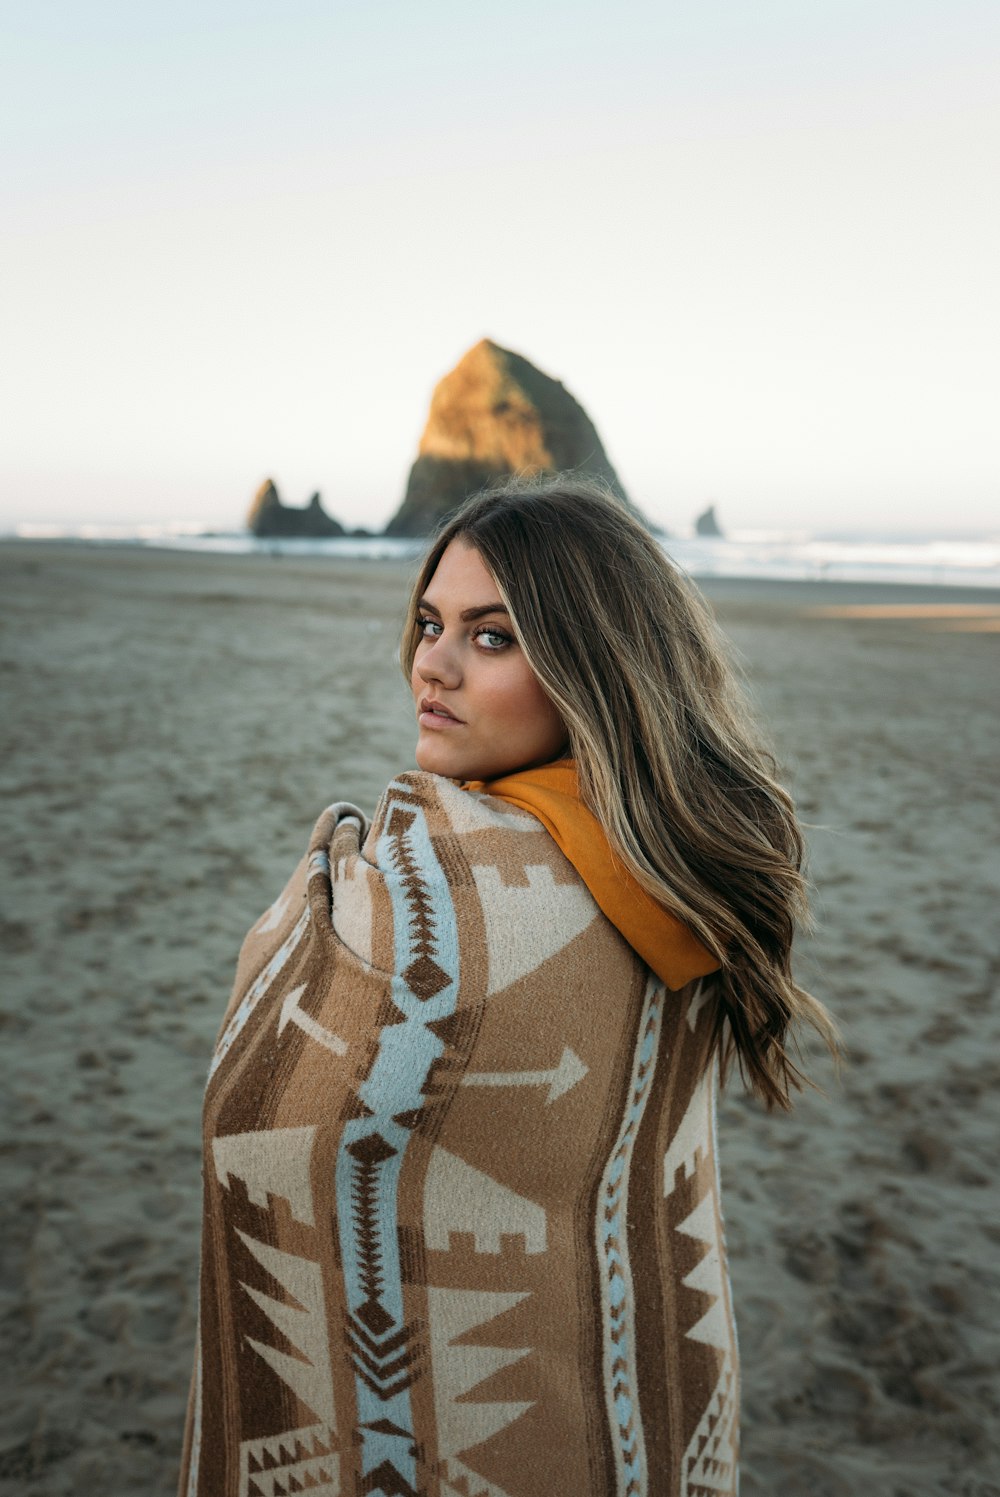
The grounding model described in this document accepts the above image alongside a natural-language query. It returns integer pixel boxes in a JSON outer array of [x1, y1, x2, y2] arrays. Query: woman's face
[[411, 538, 567, 782]]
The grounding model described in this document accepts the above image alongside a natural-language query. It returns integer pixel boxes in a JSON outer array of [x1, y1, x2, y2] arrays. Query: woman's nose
[[415, 637, 461, 689]]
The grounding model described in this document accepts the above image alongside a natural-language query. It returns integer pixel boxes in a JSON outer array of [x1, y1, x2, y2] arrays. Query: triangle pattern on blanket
[[676, 1194, 729, 1351], [423, 1147, 547, 1255], [213, 1125, 317, 1227], [236, 1229, 336, 1427], [428, 1286, 533, 1468], [663, 1068, 712, 1199], [470, 863, 596, 995]]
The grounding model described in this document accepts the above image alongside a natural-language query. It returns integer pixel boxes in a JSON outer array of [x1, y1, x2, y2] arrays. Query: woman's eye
[[417, 616, 442, 638], [474, 625, 513, 651]]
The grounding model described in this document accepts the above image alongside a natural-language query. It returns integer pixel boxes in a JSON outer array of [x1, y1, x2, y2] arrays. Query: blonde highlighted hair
[[401, 473, 838, 1109]]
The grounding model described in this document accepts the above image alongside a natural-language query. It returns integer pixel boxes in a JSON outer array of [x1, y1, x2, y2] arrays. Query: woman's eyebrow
[[417, 598, 509, 621]]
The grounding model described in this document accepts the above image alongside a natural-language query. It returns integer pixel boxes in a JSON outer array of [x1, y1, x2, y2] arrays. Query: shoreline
[[5, 536, 1000, 604]]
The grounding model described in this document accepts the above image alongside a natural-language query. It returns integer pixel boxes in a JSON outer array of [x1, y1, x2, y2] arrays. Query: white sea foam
[[660, 532, 1000, 589]]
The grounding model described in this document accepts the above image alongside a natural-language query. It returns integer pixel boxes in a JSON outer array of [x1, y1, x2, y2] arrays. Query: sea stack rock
[[695, 504, 723, 537], [385, 339, 630, 536], [247, 479, 345, 538]]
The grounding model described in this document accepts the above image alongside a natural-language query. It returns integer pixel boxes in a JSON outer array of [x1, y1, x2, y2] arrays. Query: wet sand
[[1, 542, 998, 1495]]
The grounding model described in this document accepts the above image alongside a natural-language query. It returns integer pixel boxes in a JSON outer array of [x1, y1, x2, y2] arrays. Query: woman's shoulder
[[364, 770, 548, 842], [357, 773, 625, 991], [343, 773, 588, 911]]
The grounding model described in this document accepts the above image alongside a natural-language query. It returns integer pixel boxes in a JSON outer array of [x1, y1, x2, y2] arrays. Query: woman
[[179, 474, 836, 1497]]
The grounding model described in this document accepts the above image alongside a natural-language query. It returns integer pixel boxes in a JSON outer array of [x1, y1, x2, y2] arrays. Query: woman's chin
[[414, 737, 462, 778]]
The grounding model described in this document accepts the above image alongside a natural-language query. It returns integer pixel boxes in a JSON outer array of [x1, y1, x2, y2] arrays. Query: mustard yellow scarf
[[460, 759, 719, 991]]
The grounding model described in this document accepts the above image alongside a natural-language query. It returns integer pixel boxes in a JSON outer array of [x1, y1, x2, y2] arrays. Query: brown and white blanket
[[179, 770, 738, 1497]]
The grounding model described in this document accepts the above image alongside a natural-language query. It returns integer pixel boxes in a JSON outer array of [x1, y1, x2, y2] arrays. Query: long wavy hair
[[400, 472, 838, 1109]]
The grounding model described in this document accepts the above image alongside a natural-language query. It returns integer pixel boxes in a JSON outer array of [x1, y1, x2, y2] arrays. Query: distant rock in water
[[385, 339, 631, 536], [695, 504, 724, 538], [247, 479, 344, 538]]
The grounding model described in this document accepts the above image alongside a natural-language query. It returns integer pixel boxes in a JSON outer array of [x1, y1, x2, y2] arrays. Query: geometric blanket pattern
[[178, 772, 739, 1496]]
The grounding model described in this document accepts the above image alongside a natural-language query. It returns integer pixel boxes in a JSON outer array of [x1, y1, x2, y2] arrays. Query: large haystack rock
[[247, 479, 344, 538], [385, 339, 630, 536]]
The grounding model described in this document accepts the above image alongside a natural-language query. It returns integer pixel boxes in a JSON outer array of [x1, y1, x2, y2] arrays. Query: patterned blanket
[[179, 771, 739, 1497]]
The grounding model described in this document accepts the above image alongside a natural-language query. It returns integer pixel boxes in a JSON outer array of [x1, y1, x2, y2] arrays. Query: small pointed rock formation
[[695, 504, 723, 538], [385, 339, 631, 536], [247, 479, 345, 538]]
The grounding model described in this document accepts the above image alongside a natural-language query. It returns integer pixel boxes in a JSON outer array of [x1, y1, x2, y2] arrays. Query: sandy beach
[[1, 541, 998, 1496]]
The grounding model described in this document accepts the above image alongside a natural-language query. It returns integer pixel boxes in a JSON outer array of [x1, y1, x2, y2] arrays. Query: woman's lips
[[416, 697, 464, 727], [416, 709, 464, 727]]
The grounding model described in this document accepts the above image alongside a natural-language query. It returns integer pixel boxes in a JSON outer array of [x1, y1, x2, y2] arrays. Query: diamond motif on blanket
[[404, 952, 449, 1001]]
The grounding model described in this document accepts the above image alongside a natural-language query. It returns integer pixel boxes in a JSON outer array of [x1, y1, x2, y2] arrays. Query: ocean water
[[10, 522, 1000, 589]]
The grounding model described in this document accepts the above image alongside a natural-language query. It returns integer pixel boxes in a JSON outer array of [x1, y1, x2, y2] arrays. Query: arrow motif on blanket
[[278, 983, 349, 1057], [460, 1045, 588, 1104]]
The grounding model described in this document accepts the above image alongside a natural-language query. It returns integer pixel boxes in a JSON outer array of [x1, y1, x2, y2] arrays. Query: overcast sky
[[2, 0, 997, 535]]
